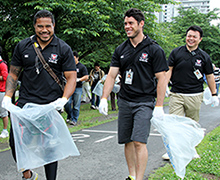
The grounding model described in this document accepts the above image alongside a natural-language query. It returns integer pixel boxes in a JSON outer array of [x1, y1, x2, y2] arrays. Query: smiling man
[[163, 25, 219, 159], [2, 10, 76, 180], [99, 8, 168, 180]]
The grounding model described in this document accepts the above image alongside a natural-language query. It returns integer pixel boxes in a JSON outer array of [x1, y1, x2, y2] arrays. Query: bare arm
[[101, 67, 119, 99], [79, 75, 89, 82], [63, 71, 77, 99], [165, 66, 173, 85], [5, 65, 22, 98], [155, 71, 167, 106], [206, 74, 217, 94]]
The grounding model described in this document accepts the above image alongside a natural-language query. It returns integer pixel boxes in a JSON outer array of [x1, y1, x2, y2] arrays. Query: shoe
[[0, 130, 9, 138], [112, 109, 116, 111], [162, 153, 170, 160], [22, 171, 38, 180], [95, 106, 99, 110], [70, 121, 77, 126], [90, 105, 96, 110], [81, 100, 86, 103], [66, 119, 70, 123], [125, 175, 135, 180]]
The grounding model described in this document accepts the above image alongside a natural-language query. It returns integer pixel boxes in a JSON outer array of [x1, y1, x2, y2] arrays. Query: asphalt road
[[0, 103, 219, 180]]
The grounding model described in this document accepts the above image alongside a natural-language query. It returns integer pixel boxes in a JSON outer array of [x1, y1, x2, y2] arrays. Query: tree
[[0, 0, 173, 70]]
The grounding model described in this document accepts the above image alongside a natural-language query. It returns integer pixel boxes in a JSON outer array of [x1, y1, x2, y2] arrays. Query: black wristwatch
[[212, 93, 217, 96]]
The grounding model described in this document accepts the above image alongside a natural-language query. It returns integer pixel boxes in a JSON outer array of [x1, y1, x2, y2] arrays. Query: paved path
[[0, 103, 219, 180]]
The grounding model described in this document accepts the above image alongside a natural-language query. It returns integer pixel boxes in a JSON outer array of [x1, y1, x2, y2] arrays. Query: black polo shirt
[[76, 62, 88, 88], [168, 45, 213, 93], [111, 36, 168, 102], [11, 35, 76, 105]]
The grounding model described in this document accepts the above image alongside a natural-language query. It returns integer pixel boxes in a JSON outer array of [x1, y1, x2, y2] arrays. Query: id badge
[[194, 69, 203, 79], [125, 69, 133, 85]]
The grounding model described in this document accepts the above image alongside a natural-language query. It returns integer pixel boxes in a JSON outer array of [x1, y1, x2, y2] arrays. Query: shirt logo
[[139, 52, 148, 63], [24, 54, 29, 58], [195, 59, 202, 67], [49, 54, 58, 64], [120, 55, 124, 59]]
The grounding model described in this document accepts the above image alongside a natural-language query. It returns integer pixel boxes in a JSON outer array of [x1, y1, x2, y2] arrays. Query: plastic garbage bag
[[9, 103, 80, 172], [151, 114, 204, 179], [92, 80, 104, 97], [203, 87, 212, 105]]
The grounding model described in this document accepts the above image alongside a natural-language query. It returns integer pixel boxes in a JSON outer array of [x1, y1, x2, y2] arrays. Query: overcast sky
[[210, 0, 220, 25]]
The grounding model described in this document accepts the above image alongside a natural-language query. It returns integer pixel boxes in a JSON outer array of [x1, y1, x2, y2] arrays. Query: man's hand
[[152, 106, 164, 119], [50, 97, 68, 111], [211, 96, 219, 107], [2, 96, 13, 111], [99, 98, 108, 115]]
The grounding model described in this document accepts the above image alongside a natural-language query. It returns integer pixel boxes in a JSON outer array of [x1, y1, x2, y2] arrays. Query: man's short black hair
[[124, 8, 145, 23], [33, 10, 55, 25], [186, 25, 203, 38], [94, 62, 100, 67], [73, 51, 79, 58]]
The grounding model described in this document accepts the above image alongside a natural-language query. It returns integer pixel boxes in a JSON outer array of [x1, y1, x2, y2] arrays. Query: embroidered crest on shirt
[[139, 52, 148, 63], [195, 59, 202, 67], [49, 54, 58, 64]]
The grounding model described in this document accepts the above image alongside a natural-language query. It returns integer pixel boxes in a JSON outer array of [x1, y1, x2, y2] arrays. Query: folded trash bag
[[9, 103, 80, 172], [151, 114, 204, 179], [203, 87, 212, 105]]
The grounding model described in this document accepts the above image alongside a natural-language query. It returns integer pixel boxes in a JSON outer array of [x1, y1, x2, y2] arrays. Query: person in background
[[65, 51, 88, 125], [0, 46, 9, 138], [163, 25, 219, 160], [89, 62, 105, 110], [213, 64, 220, 95], [2, 10, 76, 180], [99, 8, 168, 180]]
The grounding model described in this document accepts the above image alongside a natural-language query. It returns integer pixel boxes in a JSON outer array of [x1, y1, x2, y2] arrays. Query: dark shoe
[[70, 121, 77, 126], [125, 176, 134, 180], [90, 105, 96, 110], [112, 109, 116, 111], [81, 100, 86, 103]]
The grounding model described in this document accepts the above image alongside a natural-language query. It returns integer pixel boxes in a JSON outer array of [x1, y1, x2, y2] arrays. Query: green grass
[[148, 126, 220, 180]]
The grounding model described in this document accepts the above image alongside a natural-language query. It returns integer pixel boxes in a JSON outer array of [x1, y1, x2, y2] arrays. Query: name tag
[[125, 69, 133, 85], [194, 69, 203, 79]]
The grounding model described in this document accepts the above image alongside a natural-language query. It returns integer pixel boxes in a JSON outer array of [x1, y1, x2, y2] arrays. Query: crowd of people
[[0, 8, 219, 180]]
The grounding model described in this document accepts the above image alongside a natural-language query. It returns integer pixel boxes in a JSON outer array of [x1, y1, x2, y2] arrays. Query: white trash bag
[[9, 103, 80, 172], [151, 114, 204, 179], [203, 87, 212, 105]]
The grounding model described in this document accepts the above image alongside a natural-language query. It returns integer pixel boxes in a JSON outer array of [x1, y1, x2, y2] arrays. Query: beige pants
[[169, 92, 203, 122]]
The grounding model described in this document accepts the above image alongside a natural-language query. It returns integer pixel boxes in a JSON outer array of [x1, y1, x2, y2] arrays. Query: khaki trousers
[[169, 92, 203, 122]]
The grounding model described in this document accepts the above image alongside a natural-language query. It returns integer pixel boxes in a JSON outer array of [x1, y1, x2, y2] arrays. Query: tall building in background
[[155, 0, 210, 23]]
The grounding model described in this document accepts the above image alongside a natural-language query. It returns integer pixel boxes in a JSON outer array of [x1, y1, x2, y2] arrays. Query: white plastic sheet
[[9, 103, 80, 172], [92, 74, 121, 96], [151, 114, 204, 179], [203, 87, 212, 105]]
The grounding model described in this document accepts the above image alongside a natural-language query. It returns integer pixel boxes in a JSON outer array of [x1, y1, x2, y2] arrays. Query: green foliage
[[0, 0, 173, 70]]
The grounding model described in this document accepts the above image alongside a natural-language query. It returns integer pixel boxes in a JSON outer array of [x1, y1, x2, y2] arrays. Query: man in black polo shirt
[[2, 10, 76, 180], [99, 8, 168, 180], [162, 25, 219, 160]]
